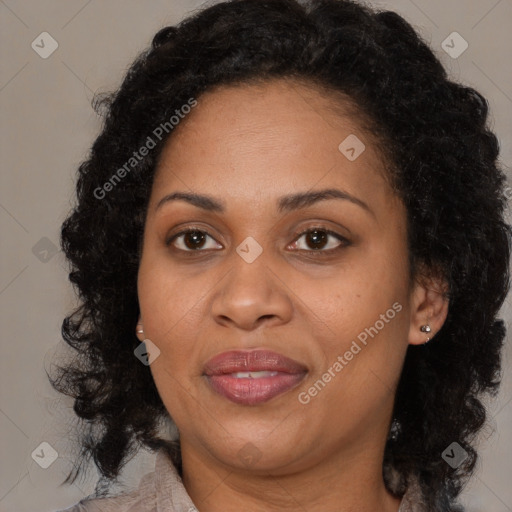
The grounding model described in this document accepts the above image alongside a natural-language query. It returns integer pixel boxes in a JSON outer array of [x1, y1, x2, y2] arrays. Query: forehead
[[150, 78, 398, 216]]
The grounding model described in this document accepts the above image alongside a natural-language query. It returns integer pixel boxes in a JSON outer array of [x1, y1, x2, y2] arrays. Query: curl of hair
[[51, 0, 511, 507]]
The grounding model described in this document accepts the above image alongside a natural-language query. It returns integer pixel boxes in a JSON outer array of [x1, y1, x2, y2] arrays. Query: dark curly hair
[[51, 0, 511, 509]]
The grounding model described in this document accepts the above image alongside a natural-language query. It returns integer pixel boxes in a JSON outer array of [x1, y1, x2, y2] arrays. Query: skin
[[136, 78, 448, 512]]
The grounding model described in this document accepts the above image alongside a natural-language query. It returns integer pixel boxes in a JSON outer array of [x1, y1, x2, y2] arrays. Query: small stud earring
[[136, 325, 144, 335], [420, 324, 431, 343]]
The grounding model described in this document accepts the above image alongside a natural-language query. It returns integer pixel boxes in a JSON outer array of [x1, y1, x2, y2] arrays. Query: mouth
[[203, 349, 308, 406]]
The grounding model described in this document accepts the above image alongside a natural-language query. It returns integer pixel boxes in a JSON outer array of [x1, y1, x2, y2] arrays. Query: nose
[[211, 253, 293, 331]]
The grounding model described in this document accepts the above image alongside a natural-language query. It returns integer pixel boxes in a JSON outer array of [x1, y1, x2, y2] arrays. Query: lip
[[203, 349, 307, 405]]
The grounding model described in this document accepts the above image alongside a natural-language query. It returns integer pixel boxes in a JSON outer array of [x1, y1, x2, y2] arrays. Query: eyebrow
[[155, 188, 374, 217]]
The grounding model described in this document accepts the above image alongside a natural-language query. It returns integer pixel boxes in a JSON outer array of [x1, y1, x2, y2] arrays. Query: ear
[[408, 271, 449, 345], [136, 317, 145, 342]]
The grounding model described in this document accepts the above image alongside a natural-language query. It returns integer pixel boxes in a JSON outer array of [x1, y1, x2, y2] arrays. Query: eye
[[166, 226, 350, 256], [167, 229, 222, 252], [289, 227, 350, 255]]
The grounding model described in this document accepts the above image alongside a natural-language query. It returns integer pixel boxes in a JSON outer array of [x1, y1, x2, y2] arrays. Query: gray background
[[1, 1, 511, 511]]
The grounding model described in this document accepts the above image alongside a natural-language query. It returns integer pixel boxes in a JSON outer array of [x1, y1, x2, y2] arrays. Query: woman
[[53, 0, 511, 510]]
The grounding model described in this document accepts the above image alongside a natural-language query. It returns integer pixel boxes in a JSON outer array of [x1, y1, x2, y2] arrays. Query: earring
[[136, 324, 144, 335], [420, 324, 431, 343]]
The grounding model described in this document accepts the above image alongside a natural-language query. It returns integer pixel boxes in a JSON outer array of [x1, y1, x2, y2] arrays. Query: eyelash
[[166, 226, 351, 257]]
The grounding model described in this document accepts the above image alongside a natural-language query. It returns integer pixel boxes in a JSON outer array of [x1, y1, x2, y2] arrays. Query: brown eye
[[304, 230, 328, 250], [167, 229, 222, 252], [291, 227, 350, 255], [183, 231, 207, 250]]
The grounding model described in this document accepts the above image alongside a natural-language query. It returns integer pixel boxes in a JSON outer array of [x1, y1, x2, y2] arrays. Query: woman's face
[[137, 79, 418, 475]]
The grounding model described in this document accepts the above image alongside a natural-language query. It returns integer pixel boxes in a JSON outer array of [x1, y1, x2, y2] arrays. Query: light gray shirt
[[57, 449, 426, 512]]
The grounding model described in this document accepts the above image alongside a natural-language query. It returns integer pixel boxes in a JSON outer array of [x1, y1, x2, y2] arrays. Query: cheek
[[137, 257, 223, 398], [137, 266, 208, 419], [138, 253, 208, 340], [291, 250, 407, 342], [291, 245, 410, 399]]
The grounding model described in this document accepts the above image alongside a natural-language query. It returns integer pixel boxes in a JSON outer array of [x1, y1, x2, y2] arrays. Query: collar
[[154, 449, 197, 511]]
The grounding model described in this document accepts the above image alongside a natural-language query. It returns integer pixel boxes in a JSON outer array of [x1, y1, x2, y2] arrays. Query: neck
[[181, 438, 402, 512]]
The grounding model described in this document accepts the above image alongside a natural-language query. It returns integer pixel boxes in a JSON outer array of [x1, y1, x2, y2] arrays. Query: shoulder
[[56, 448, 196, 512], [56, 471, 156, 512], [397, 472, 465, 512], [57, 473, 157, 512]]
